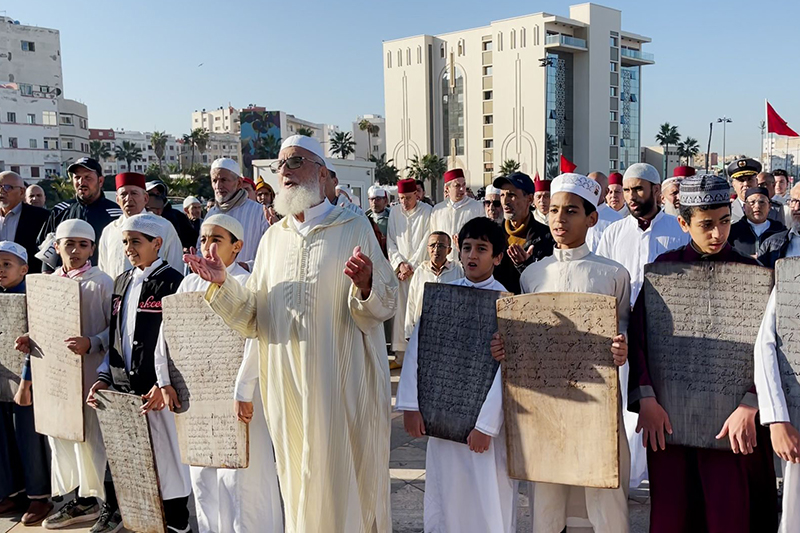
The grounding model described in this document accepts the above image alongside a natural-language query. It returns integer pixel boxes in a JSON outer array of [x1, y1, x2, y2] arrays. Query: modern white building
[[383, 3, 654, 190], [192, 106, 240, 134], [90, 128, 181, 175], [179, 131, 241, 168], [352, 114, 386, 161], [0, 16, 90, 180]]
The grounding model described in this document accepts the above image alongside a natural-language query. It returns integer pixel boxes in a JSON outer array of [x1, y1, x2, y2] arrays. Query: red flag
[[767, 101, 799, 137], [534, 170, 540, 181], [560, 155, 577, 173]]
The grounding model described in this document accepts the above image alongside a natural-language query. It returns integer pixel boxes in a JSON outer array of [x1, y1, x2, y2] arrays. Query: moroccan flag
[[560, 155, 577, 173], [766, 101, 799, 137]]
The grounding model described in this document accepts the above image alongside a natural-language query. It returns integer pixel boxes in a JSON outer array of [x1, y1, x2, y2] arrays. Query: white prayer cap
[[623, 162, 661, 185], [325, 159, 337, 175], [280, 135, 325, 161], [182, 196, 201, 209], [55, 219, 96, 242], [120, 213, 163, 239], [551, 173, 602, 206], [202, 214, 244, 242], [661, 177, 682, 189], [211, 158, 241, 177], [0, 241, 27, 263], [484, 185, 501, 197], [368, 185, 387, 199]]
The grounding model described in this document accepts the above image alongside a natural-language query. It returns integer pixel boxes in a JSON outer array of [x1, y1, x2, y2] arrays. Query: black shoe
[[89, 504, 122, 533]]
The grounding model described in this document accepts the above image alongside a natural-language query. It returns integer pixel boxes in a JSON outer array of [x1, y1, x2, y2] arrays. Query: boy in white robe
[[156, 214, 283, 533], [15, 219, 114, 531], [492, 173, 631, 533], [397, 217, 517, 533]]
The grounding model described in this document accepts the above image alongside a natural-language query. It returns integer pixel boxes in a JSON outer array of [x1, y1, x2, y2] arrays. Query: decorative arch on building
[[500, 55, 538, 174], [437, 59, 468, 160], [391, 71, 422, 174]]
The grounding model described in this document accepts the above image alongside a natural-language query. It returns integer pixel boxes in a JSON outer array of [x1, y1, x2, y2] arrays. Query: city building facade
[[352, 114, 386, 161], [90, 129, 182, 175]]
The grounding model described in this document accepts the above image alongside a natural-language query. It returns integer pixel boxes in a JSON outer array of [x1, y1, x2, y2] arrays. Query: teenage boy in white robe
[[491, 173, 631, 533], [396, 217, 517, 533], [15, 219, 115, 531], [155, 214, 283, 533]]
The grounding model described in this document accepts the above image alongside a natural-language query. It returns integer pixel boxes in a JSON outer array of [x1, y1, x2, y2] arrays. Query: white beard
[[274, 182, 324, 217], [663, 202, 680, 216]]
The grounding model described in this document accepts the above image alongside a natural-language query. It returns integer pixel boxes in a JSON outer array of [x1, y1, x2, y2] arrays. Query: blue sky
[[5, 0, 798, 157]]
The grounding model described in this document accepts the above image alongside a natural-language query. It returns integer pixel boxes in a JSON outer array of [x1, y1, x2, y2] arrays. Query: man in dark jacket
[[757, 182, 800, 268], [491, 172, 553, 293], [0, 171, 49, 272], [145, 180, 198, 250], [728, 186, 785, 258]]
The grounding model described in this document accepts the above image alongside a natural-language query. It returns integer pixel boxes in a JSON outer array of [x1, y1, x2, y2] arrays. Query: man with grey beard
[[185, 134, 396, 531], [757, 181, 800, 268]]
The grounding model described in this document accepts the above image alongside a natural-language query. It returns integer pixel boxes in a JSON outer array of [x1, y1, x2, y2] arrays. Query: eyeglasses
[[789, 198, 800, 206], [269, 156, 322, 174], [428, 243, 449, 250], [0, 184, 23, 192], [484, 200, 501, 208]]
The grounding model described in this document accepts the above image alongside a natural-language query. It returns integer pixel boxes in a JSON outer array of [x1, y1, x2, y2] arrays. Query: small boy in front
[[396, 217, 517, 533], [0, 241, 51, 525], [86, 213, 192, 533]]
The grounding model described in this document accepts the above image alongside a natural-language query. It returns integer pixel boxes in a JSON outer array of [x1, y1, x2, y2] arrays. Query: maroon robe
[[627, 242, 778, 533]]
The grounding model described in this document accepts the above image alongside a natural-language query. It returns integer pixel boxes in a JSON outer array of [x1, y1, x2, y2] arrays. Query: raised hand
[[160, 385, 182, 412], [184, 242, 227, 285], [344, 246, 373, 298], [508, 244, 534, 265], [14, 335, 31, 354]]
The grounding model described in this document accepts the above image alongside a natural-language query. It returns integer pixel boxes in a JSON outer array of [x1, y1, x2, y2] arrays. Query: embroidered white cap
[[202, 214, 244, 242], [484, 185, 502, 196], [280, 134, 325, 161], [55, 219, 96, 242], [211, 157, 241, 177], [0, 241, 27, 263], [551, 173, 602, 206], [182, 196, 201, 209], [120, 213, 163, 239]]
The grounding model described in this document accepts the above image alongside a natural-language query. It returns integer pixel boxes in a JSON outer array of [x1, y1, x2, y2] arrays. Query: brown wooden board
[[416, 283, 510, 444], [497, 292, 620, 488], [643, 261, 773, 450], [162, 292, 249, 468], [0, 295, 27, 402], [94, 390, 166, 533], [774, 258, 800, 427], [26, 274, 84, 441]]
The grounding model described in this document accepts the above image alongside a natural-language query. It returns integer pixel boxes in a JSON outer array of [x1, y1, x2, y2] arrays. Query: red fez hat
[[242, 177, 256, 189], [397, 178, 416, 194], [115, 172, 146, 190], [673, 166, 696, 178], [443, 168, 464, 183], [534, 177, 550, 193], [608, 172, 623, 186]]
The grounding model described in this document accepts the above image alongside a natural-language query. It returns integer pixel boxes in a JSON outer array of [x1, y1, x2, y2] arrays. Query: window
[[610, 62, 618, 72], [79, 118, 87, 129], [610, 111, 618, 121], [482, 41, 492, 51], [44, 137, 58, 149], [21, 41, 35, 52], [484, 163, 494, 172], [397, 50, 402, 67], [19, 83, 33, 96], [610, 36, 618, 47], [31, 167, 40, 178], [610, 135, 617, 146], [64, 139, 74, 150], [440, 44, 445, 58], [610, 87, 618, 97], [9, 137, 18, 148], [407, 48, 411, 65], [484, 139, 494, 148], [7, 112, 16, 123], [483, 115, 493, 124], [10, 166, 19, 174], [29, 139, 37, 148], [482, 66, 493, 76], [60, 114, 73, 125], [610, 160, 617, 170], [483, 90, 493, 100], [386, 52, 392, 68], [42, 111, 57, 125], [27, 113, 36, 124], [39, 85, 49, 93], [373, 145, 379, 152], [169, 145, 174, 151]]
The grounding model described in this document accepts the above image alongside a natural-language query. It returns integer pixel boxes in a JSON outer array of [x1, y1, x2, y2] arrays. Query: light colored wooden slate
[[162, 292, 248, 468], [94, 390, 166, 533], [26, 274, 83, 441], [774, 257, 800, 427], [643, 261, 773, 450], [0, 294, 27, 402], [497, 292, 620, 488]]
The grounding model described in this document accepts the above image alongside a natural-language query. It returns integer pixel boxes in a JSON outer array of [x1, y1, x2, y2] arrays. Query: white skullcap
[[551, 173, 602, 206], [368, 185, 387, 198], [182, 196, 201, 209], [211, 158, 241, 177], [661, 177, 682, 189], [325, 159, 337, 174], [202, 214, 244, 242], [623, 162, 661, 185], [484, 185, 501, 196], [0, 241, 27, 263], [280, 135, 325, 161], [120, 213, 163, 239], [55, 219, 96, 242]]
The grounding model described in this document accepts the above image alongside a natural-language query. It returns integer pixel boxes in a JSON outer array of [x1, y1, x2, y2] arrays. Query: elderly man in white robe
[[585, 171, 623, 252], [429, 168, 483, 261], [201, 158, 270, 265], [185, 134, 397, 533], [98, 172, 184, 278], [155, 214, 282, 533], [386, 178, 432, 368], [596, 162, 690, 490]]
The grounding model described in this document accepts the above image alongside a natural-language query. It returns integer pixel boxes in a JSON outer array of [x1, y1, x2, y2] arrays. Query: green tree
[[330, 131, 356, 159], [677, 136, 700, 166], [166, 162, 181, 174], [150, 131, 168, 171], [499, 159, 521, 175], [182, 128, 210, 172], [145, 163, 165, 181], [89, 140, 111, 162], [369, 153, 399, 185], [39, 176, 75, 207], [406, 154, 447, 202], [296, 127, 315, 137], [255, 134, 282, 159], [655, 123, 681, 179], [114, 140, 143, 172], [358, 119, 380, 158]]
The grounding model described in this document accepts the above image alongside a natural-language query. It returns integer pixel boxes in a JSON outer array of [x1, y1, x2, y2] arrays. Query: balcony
[[620, 47, 654, 65], [544, 34, 587, 52]]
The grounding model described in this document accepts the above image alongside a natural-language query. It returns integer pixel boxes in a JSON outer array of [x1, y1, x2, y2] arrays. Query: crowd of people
[[0, 134, 798, 533]]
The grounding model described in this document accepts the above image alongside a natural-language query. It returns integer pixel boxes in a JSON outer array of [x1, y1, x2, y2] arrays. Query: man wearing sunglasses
[[483, 185, 503, 225], [187, 134, 397, 532], [0, 171, 49, 274]]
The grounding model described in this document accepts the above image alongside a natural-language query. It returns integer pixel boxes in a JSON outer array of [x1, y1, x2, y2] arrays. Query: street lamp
[[717, 117, 732, 174]]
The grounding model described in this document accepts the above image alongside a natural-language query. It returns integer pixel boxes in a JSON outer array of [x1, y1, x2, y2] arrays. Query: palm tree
[[114, 140, 143, 172], [330, 131, 356, 159], [192, 128, 210, 160], [150, 131, 168, 171], [406, 154, 447, 202], [677, 137, 700, 166], [655, 123, 681, 179], [255, 134, 282, 159], [358, 119, 380, 158], [181, 133, 194, 170], [296, 127, 314, 137], [90, 140, 111, 162], [369, 153, 399, 185], [166, 162, 181, 174], [499, 159, 520, 176]]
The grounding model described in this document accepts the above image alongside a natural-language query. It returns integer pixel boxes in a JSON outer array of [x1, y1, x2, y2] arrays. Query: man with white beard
[[186, 134, 396, 532], [483, 185, 504, 225]]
